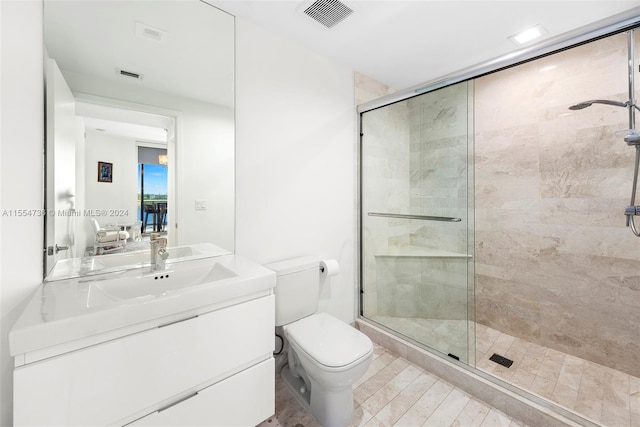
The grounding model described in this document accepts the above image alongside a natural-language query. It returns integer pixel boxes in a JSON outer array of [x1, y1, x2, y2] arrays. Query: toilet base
[[281, 364, 311, 409], [281, 364, 355, 427]]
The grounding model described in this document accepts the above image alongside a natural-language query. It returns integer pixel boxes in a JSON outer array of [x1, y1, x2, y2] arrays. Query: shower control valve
[[624, 206, 640, 216]]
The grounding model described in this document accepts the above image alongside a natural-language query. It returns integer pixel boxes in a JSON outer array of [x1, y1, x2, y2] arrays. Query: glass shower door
[[360, 81, 475, 363]]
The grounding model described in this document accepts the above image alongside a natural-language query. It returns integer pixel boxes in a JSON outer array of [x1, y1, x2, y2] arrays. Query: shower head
[[568, 99, 629, 110]]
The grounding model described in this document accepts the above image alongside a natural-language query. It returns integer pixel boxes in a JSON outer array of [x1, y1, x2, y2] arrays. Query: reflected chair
[[143, 202, 167, 233], [156, 202, 167, 232], [143, 204, 157, 233], [89, 218, 129, 255]]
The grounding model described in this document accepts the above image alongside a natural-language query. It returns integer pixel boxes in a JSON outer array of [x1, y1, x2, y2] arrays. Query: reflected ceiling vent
[[303, 0, 353, 28], [135, 21, 168, 44], [115, 68, 144, 81]]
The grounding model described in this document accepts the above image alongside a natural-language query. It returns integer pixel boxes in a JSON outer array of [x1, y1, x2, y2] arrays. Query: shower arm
[[567, 99, 640, 111]]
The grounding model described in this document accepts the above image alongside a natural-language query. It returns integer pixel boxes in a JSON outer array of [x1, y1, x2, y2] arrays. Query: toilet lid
[[285, 312, 373, 368]]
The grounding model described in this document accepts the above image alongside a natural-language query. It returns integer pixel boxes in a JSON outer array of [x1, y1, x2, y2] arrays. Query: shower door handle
[[367, 212, 462, 222]]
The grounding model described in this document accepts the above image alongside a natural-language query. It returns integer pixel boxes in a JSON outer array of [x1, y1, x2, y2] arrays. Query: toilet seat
[[284, 312, 373, 370]]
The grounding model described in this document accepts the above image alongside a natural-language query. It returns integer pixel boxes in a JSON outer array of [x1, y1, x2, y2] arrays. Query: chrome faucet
[[150, 234, 169, 270]]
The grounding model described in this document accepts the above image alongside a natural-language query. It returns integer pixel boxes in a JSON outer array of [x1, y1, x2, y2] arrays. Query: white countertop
[[10, 253, 276, 361]]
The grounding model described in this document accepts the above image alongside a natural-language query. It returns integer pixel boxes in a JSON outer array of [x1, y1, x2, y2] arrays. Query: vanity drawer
[[133, 357, 274, 426], [14, 295, 274, 426]]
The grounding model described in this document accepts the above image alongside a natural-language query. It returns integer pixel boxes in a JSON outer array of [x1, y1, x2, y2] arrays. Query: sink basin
[[45, 256, 241, 315], [89, 262, 237, 303], [10, 253, 277, 357]]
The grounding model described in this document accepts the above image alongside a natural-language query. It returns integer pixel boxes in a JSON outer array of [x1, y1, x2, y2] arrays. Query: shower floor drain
[[489, 353, 514, 368]]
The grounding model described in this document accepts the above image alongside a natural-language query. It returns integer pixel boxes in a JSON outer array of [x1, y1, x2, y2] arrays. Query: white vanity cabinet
[[13, 294, 275, 426]]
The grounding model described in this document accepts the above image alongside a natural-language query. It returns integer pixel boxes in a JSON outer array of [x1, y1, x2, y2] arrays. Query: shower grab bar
[[367, 212, 462, 222]]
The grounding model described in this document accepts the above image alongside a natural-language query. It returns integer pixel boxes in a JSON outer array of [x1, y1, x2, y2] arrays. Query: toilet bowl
[[283, 313, 373, 427], [266, 257, 374, 427]]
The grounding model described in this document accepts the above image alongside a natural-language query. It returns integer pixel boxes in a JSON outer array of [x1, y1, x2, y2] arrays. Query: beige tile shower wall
[[358, 73, 411, 317], [407, 83, 470, 255], [474, 31, 640, 376], [355, 72, 396, 106], [361, 79, 472, 321]]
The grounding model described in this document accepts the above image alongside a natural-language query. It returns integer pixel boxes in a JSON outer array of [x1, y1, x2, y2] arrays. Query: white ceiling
[[45, 0, 234, 107], [211, 0, 640, 91], [43, 0, 640, 132], [44, 1, 235, 140]]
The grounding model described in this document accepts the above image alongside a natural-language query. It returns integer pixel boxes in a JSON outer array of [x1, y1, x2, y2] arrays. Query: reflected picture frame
[[98, 161, 113, 183]]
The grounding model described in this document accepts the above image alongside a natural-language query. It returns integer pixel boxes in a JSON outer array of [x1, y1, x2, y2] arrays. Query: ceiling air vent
[[116, 68, 144, 81], [303, 0, 353, 28]]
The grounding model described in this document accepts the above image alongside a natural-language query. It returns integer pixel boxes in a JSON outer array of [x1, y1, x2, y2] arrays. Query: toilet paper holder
[[319, 259, 339, 277]]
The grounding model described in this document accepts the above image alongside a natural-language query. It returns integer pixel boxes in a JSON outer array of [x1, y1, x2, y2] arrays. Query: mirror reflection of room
[[73, 103, 174, 257], [42, 0, 235, 278]]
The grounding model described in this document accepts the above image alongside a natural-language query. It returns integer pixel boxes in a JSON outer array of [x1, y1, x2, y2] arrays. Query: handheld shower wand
[[567, 29, 640, 236], [568, 99, 631, 110]]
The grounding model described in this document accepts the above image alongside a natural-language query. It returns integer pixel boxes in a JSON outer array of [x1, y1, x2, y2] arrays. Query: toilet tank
[[265, 256, 319, 327]]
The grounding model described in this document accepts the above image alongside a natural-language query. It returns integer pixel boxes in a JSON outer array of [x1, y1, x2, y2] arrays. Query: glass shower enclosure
[[360, 81, 475, 363]]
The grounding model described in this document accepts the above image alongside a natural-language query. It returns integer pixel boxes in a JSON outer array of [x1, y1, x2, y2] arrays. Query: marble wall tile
[[361, 76, 472, 329], [475, 31, 640, 377], [361, 97, 411, 317], [355, 71, 397, 106], [475, 275, 543, 339], [373, 255, 470, 321]]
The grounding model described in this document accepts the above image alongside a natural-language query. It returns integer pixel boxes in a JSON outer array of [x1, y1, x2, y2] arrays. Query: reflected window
[[137, 148, 168, 234]]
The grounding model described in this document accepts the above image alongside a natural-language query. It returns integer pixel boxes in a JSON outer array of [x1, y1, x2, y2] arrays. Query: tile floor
[[476, 323, 640, 427], [365, 315, 640, 427], [257, 344, 528, 427]]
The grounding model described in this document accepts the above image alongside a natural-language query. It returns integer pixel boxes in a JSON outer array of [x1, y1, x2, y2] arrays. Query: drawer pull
[[158, 315, 198, 328], [158, 391, 199, 412]]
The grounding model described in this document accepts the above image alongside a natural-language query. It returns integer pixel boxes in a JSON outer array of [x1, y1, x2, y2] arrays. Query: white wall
[[83, 130, 139, 247], [235, 18, 357, 323], [0, 7, 357, 425], [0, 1, 44, 425], [75, 119, 88, 256], [176, 102, 234, 249]]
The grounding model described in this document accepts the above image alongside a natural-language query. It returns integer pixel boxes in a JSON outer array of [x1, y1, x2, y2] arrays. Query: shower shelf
[[374, 249, 472, 258]]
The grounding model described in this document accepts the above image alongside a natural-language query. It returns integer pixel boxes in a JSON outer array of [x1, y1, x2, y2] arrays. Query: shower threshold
[[369, 315, 472, 363]]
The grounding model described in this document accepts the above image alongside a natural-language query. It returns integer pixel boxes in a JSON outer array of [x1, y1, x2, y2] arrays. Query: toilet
[[265, 257, 373, 427]]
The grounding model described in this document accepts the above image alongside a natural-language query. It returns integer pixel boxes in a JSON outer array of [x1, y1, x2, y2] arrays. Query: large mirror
[[43, 0, 235, 278]]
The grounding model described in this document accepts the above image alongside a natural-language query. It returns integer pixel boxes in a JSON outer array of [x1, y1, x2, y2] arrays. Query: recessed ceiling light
[[509, 25, 547, 45]]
